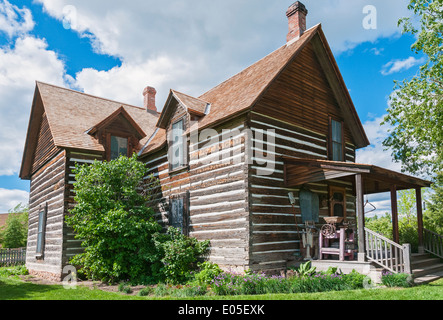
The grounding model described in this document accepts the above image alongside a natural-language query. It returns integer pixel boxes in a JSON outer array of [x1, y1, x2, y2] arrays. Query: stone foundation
[[28, 269, 62, 282]]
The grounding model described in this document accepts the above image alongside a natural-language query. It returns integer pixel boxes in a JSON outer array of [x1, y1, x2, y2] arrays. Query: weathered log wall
[[26, 150, 66, 281], [142, 115, 250, 271], [247, 111, 356, 271]]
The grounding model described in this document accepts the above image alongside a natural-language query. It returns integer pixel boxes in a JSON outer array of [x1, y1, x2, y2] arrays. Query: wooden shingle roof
[[140, 24, 322, 155], [20, 82, 159, 179], [140, 24, 369, 156], [38, 82, 158, 150]]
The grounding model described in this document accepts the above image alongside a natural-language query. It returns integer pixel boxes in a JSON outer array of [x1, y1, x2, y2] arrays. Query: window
[[36, 207, 47, 257], [169, 193, 189, 235], [329, 186, 346, 218], [329, 118, 344, 161], [110, 136, 128, 160], [299, 188, 319, 223], [170, 119, 185, 170]]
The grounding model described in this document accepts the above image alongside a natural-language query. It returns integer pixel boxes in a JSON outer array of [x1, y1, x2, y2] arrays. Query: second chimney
[[143, 86, 157, 112], [286, 1, 308, 43]]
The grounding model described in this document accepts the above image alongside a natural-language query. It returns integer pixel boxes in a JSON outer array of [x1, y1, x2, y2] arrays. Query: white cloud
[[33, 0, 412, 106], [0, 188, 29, 212], [0, 36, 70, 175], [75, 56, 195, 108], [381, 56, 426, 75], [356, 115, 402, 172], [0, 0, 34, 38]]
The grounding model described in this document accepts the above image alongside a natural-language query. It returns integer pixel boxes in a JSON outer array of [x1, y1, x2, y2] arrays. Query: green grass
[[1, 267, 442, 300]]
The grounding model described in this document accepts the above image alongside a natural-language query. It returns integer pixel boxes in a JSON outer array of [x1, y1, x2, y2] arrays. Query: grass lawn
[[1, 272, 442, 301]]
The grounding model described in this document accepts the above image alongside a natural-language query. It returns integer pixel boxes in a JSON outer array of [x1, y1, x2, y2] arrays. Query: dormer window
[[110, 136, 128, 160], [86, 107, 147, 162]]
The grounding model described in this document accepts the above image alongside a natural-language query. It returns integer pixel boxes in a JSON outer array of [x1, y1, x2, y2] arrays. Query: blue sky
[[0, 0, 426, 214]]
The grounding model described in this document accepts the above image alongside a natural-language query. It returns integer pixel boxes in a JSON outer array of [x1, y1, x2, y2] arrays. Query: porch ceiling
[[282, 157, 431, 194]]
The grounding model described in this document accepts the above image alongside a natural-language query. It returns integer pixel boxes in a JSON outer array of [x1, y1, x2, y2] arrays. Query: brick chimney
[[143, 86, 157, 112], [286, 1, 308, 43]]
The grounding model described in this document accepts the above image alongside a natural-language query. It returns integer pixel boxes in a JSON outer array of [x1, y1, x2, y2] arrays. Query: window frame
[[110, 135, 129, 160], [169, 192, 190, 236], [36, 204, 47, 258], [169, 118, 188, 172], [329, 186, 347, 219], [328, 116, 345, 162]]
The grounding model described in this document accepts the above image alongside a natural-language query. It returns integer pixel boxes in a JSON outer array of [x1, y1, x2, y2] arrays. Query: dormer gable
[[156, 90, 210, 130], [87, 106, 147, 161]]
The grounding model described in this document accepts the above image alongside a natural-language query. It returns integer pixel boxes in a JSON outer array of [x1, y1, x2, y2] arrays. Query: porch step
[[411, 253, 443, 284]]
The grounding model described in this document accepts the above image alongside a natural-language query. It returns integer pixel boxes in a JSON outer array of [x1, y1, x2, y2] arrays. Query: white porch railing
[[364, 228, 411, 274], [424, 228, 443, 259]]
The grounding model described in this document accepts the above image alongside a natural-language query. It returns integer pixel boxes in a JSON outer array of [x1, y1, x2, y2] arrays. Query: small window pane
[[332, 142, 343, 161], [333, 204, 344, 217], [171, 120, 184, 170], [331, 120, 342, 143], [36, 211, 45, 255], [171, 198, 184, 233], [333, 192, 343, 202], [111, 136, 128, 160]]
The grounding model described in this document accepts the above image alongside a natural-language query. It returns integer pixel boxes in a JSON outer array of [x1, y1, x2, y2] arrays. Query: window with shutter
[[36, 206, 47, 258]]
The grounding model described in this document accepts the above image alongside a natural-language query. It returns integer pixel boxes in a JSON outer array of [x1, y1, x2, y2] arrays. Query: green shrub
[[292, 261, 317, 277], [170, 285, 208, 298], [153, 283, 172, 297], [66, 155, 162, 284], [208, 268, 369, 296], [0, 266, 28, 278], [152, 227, 210, 284], [137, 286, 154, 297], [342, 269, 368, 289], [118, 282, 133, 294], [382, 271, 413, 287], [66, 155, 210, 285], [192, 262, 223, 286]]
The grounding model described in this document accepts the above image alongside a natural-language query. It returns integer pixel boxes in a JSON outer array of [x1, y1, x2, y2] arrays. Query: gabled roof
[[20, 82, 159, 179], [140, 24, 369, 156], [157, 90, 210, 129], [87, 106, 147, 140]]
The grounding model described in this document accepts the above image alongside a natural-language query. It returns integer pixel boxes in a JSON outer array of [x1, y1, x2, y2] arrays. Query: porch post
[[355, 174, 366, 262], [390, 185, 400, 244], [416, 188, 424, 254]]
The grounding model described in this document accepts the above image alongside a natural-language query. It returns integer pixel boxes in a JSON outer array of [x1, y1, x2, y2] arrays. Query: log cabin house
[[20, 2, 439, 282]]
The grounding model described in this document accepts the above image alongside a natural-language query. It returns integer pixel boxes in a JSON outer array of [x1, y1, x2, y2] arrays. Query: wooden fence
[[0, 248, 26, 266]]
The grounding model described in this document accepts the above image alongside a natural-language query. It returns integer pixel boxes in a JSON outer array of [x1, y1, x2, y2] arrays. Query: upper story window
[[170, 119, 186, 171], [110, 136, 128, 160], [330, 118, 344, 161]]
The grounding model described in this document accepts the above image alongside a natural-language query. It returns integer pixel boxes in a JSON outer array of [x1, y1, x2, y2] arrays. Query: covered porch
[[282, 157, 434, 277]]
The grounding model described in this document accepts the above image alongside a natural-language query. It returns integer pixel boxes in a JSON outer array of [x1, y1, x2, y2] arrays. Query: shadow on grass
[[0, 277, 61, 300]]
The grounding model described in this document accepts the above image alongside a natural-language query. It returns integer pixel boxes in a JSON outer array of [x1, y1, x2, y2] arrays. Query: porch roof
[[282, 157, 432, 194]]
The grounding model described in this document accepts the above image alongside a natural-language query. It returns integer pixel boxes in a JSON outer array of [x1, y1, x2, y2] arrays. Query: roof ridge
[[198, 23, 321, 100], [36, 81, 146, 111]]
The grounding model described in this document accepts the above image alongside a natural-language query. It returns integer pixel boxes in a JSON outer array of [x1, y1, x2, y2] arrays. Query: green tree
[[0, 203, 28, 249], [66, 155, 162, 284], [382, 0, 443, 176], [424, 173, 443, 234], [365, 214, 393, 239]]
